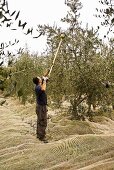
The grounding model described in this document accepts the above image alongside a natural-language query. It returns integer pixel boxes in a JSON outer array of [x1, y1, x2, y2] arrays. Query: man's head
[[33, 77, 42, 85]]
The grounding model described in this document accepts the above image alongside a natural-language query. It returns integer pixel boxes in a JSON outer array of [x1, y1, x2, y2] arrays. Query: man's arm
[[41, 81, 46, 91], [41, 76, 48, 91]]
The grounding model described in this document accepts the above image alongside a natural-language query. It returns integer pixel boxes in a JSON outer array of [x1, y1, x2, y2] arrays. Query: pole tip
[[60, 33, 65, 39]]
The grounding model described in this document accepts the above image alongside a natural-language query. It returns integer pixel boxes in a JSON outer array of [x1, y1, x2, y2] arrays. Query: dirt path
[[0, 96, 114, 170]]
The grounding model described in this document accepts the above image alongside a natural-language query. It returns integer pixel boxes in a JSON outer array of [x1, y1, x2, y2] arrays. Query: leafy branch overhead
[[95, 0, 114, 37], [0, 0, 45, 62], [0, 0, 44, 37]]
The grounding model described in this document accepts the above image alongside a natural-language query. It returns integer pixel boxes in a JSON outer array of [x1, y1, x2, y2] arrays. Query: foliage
[[0, 0, 114, 120], [95, 0, 114, 38], [1, 52, 45, 104], [98, 0, 114, 26], [38, 1, 113, 120]]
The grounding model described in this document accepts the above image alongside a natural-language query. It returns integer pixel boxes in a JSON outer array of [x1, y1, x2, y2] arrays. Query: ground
[[0, 96, 114, 170]]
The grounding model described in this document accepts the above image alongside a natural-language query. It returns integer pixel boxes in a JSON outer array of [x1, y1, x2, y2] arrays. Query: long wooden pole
[[48, 38, 63, 77]]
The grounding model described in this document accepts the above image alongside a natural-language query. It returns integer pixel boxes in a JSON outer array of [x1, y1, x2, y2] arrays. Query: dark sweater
[[35, 85, 47, 105]]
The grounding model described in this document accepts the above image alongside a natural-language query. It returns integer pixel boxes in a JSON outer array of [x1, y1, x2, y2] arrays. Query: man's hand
[[42, 76, 48, 83], [42, 76, 48, 81]]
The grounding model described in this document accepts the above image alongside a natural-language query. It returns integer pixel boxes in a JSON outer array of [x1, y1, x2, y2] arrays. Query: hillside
[[0, 96, 114, 170]]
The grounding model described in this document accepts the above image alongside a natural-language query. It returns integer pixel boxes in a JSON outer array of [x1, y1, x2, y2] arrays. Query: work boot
[[39, 137, 48, 143]]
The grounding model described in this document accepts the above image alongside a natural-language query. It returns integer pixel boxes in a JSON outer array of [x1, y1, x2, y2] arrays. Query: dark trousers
[[36, 104, 47, 139]]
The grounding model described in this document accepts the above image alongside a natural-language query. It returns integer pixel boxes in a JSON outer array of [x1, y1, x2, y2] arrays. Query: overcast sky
[[0, 0, 109, 55]]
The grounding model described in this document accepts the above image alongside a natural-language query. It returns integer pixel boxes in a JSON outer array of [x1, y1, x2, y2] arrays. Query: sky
[[0, 0, 110, 56]]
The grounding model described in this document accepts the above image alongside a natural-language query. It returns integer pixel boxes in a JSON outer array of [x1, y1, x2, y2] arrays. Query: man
[[33, 76, 48, 143]]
